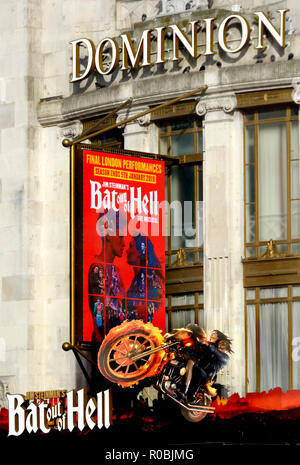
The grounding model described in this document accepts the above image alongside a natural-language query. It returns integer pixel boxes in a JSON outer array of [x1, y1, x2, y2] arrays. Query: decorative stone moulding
[[58, 120, 83, 141], [196, 93, 237, 116], [116, 106, 151, 129], [158, 0, 209, 16]]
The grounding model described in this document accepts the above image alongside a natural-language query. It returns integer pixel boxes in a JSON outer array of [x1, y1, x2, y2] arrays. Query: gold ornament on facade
[[259, 239, 286, 259], [173, 248, 188, 267]]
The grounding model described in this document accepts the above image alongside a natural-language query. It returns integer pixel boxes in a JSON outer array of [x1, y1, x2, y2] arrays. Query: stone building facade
[[1, 0, 300, 402]]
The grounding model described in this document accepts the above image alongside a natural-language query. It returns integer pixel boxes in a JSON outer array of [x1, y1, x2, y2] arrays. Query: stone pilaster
[[196, 93, 245, 396], [117, 106, 158, 154]]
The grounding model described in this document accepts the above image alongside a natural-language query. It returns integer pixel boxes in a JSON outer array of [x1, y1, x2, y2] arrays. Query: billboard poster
[[81, 149, 165, 344]]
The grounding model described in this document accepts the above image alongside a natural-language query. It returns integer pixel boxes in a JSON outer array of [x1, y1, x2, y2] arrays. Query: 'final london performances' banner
[[82, 149, 165, 343]]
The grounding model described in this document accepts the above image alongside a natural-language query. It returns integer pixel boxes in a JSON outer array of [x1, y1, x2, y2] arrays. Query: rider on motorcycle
[[164, 324, 232, 401]]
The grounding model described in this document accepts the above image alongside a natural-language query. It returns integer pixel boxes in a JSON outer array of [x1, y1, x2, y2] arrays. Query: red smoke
[[212, 388, 300, 419], [0, 408, 8, 430]]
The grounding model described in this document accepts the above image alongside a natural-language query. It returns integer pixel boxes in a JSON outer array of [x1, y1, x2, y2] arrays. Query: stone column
[[117, 105, 158, 155], [196, 93, 245, 396]]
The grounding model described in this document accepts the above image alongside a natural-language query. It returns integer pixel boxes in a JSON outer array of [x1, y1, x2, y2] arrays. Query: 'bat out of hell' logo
[[7, 388, 111, 436]]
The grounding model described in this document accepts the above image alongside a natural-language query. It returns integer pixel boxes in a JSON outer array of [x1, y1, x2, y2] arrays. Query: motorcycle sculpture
[[97, 319, 216, 422]]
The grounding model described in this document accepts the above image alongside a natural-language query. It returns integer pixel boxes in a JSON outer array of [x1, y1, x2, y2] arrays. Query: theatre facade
[[1, 0, 300, 404]]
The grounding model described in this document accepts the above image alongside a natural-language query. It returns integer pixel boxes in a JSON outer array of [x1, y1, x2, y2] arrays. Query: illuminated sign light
[[70, 9, 289, 83]]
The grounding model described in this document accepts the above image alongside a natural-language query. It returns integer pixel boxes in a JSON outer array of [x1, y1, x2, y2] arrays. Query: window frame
[[156, 114, 204, 331], [243, 105, 299, 258], [158, 116, 204, 267], [245, 285, 300, 393], [166, 292, 204, 330]]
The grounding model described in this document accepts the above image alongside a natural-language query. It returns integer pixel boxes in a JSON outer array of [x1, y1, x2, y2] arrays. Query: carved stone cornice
[[116, 106, 151, 133], [158, 0, 208, 16], [196, 93, 237, 117], [57, 120, 83, 140]]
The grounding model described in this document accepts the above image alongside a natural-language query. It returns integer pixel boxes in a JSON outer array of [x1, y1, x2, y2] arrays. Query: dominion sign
[[70, 9, 289, 82]]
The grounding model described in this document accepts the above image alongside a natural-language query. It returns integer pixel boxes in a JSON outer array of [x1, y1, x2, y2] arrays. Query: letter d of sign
[[70, 38, 96, 83]]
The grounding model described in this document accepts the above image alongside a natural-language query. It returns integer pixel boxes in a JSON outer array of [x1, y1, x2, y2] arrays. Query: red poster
[[82, 149, 165, 343]]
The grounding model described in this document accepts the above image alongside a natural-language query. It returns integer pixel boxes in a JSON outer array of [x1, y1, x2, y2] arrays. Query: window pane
[[247, 305, 257, 392], [170, 133, 194, 156], [290, 120, 299, 159], [160, 137, 168, 155], [246, 246, 256, 257], [197, 131, 203, 153], [170, 119, 193, 131], [258, 108, 286, 120], [198, 292, 204, 304], [291, 160, 300, 199], [171, 294, 195, 306], [293, 285, 300, 297], [246, 204, 256, 243], [291, 200, 300, 239], [260, 287, 288, 299], [246, 288, 256, 300], [245, 164, 255, 202], [171, 309, 195, 329], [198, 308, 204, 328], [291, 106, 299, 116], [258, 122, 287, 241], [170, 165, 195, 249], [260, 302, 289, 392], [245, 126, 255, 163], [292, 301, 300, 389], [292, 243, 300, 254], [198, 168, 203, 201], [245, 112, 254, 121]]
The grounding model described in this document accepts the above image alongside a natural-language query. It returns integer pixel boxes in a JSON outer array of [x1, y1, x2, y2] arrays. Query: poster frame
[[70, 143, 170, 350]]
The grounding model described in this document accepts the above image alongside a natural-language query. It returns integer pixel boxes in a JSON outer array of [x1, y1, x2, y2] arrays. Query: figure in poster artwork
[[105, 264, 125, 297], [96, 209, 127, 264], [88, 264, 105, 295], [105, 297, 126, 332], [147, 268, 164, 301], [126, 234, 164, 301], [147, 301, 158, 322], [93, 298, 104, 332]]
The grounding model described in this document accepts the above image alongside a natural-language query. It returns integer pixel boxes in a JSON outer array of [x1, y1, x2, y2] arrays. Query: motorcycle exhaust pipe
[[158, 382, 215, 413]]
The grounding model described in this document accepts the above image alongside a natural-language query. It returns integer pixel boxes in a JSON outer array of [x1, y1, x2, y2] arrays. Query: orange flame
[[105, 319, 168, 388]]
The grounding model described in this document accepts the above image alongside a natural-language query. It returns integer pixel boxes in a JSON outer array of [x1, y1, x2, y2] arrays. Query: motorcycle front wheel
[[98, 319, 165, 387]]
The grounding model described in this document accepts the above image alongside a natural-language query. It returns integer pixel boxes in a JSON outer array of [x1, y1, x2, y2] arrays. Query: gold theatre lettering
[[70, 9, 289, 82]]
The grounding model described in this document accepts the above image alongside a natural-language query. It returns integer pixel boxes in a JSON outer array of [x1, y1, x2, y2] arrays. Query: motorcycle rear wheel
[[98, 320, 165, 387], [180, 397, 211, 423]]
